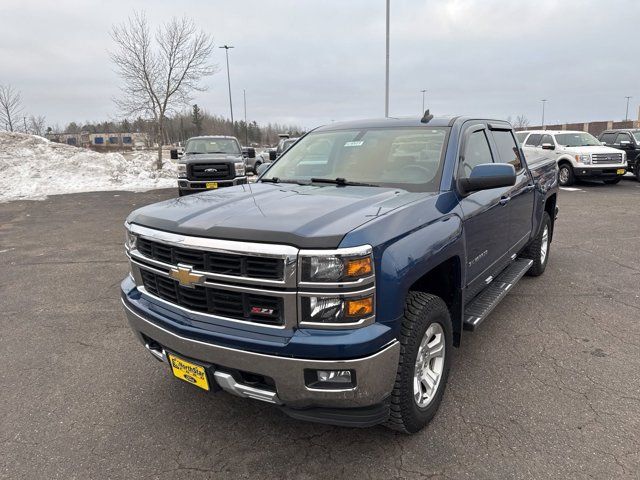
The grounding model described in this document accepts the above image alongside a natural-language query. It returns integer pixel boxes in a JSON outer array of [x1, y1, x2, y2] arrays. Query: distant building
[[47, 131, 149, 149]]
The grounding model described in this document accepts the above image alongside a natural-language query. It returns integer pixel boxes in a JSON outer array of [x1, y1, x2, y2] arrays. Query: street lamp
[[421, 89, 427, 113], [384, 0, 390, 117], [625, 96, 632, 122], [220, 45, 235, 124], [541, 99, 547, 129]]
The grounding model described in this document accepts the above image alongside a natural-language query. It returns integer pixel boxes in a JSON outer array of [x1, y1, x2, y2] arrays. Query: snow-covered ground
[[0, 132, 177, 202]]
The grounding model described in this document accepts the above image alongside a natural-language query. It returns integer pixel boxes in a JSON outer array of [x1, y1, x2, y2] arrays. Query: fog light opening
[[304, 369, 356, 389]]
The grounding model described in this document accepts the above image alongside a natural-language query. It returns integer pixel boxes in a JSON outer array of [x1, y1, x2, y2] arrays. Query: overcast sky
[[1, 0, 638, 130]]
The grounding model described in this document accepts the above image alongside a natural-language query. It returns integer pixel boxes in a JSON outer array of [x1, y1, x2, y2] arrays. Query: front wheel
[[635, 162, 640, 182], [522, 211, 551, 277], [253, 161, 262, 174], [558, 164, 574, 186], [385, 292, 452, 434]]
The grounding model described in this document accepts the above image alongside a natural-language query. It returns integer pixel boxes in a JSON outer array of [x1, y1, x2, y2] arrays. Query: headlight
[[177, 164, 186, 177], [301, 294, 374, 325], [575, 154, 591, 164], [300, 246, 374, 283], [124, 227, 137, 251], [234, 162, 246, 176]]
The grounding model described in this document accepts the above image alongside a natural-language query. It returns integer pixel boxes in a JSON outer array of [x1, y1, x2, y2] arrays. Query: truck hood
[[127, 183, 429, 248], [562, 145, 624, 155]]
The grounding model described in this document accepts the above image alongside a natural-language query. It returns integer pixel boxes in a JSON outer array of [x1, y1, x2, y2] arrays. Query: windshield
[[633, 132, 640, 142], [554, 132, 601, 147], [261, 127, 449, 191], [185, 138, 240, 154]]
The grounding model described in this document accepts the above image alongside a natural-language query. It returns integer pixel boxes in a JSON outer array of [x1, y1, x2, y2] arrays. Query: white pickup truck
[[516, 130, 626, 186]]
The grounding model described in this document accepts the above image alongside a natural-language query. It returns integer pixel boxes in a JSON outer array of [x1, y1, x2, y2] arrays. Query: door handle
[[499, 196, 511, 205]]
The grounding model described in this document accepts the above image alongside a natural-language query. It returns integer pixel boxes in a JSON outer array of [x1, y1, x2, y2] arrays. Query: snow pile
[[0, 132, 177, 202]]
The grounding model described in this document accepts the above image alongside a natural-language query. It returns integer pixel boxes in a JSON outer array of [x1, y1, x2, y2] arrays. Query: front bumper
[[178, 176, 248, 191], [573, 166, 626, 179], [122, 298, 400, 410]]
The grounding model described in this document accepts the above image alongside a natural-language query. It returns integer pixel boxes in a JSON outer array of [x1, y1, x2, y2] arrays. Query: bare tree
[[110, 12, 216, 169], [0, 84, 24, 132], [29, 115, 47, 136], [514, 115, 530, 129]]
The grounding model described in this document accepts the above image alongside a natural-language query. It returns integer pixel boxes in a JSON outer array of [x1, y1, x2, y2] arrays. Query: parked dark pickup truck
[[173, 135, 248, 196], [122, 115, 558, 433]]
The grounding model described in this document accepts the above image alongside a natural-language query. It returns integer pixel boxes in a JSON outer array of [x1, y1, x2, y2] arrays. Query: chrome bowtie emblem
[[168, 264, 204, 288]]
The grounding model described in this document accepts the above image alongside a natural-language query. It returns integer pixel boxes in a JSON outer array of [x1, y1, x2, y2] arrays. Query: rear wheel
[[604, 178, 621, 185], [558, 164, 574, 186], [385, 292, 452, 434], [253, 161, 262, 174], [522, 212, 551, 277]]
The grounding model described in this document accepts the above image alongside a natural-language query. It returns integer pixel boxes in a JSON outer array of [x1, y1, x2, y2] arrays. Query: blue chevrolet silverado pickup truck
[[121, 114, 558, 433]]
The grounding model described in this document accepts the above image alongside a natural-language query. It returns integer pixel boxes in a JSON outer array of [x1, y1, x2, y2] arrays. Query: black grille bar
[[136, 237, 284, 281], [140, 270, 284, 325], [188, 163, 232, 180]]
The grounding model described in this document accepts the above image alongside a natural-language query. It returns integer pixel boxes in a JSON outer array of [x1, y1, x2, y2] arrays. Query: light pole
[[384, 0, 390, 117], [243, 89, 248, 146], [625, 96, 632, 121], [541, 99, 547, 129], [421, 89, 427, 113], [220, 45, 235, 124]]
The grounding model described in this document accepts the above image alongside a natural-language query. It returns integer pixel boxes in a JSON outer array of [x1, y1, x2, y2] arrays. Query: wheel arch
[[407, 256, 463, 347], [544, 193, 557, 241]]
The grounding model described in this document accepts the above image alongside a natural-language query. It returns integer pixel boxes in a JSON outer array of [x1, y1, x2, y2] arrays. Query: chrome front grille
[[136, 237, 284, 280], [126, 224, 299, 329], [592, 153, 623, 164]]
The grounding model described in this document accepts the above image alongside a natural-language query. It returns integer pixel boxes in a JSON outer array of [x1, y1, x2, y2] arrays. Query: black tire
[[603, 178, 621, 185], [385, 292, 452, 434], [558, 163, 574, 187], [253, 161, 262, 174], [522, 211, 551, 277], [635, 162, 640, 182], [178, 189, 185, 197]]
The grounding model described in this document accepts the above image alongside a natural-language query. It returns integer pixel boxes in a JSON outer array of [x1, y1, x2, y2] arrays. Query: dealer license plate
[[168, 354, 210, 391], [616, 169, 625, 175], [205, 182, 218, 189]]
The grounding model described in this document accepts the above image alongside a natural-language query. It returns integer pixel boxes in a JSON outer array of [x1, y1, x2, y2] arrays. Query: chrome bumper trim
[[122, 298, 399, 408], [213, 371, 282, 405]]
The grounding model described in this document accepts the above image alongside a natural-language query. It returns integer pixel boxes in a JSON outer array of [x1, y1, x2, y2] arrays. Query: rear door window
[[525, 134, 542, 147], [491, 130, 523, 171]]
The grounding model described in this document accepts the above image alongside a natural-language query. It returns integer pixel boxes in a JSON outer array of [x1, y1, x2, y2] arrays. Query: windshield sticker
[[344, 141, 364, 147]]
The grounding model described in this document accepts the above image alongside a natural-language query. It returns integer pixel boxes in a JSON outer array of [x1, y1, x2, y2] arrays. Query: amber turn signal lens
[[346, 296, 374, 317], [346, 257, 372, 277]]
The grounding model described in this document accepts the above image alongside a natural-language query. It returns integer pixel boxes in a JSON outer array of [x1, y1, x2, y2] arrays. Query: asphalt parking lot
[[1, 179, 639, 479]]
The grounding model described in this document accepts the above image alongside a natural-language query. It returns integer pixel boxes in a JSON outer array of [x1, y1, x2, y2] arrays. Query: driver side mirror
[[541, 143, 555, 150], [459, 163, 516, 195], [170, 149, 179, 160], [256, 163, 270, 176], [269, 150, 277, 161]]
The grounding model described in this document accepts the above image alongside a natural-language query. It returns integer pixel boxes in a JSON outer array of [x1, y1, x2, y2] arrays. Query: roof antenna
[[421, 109, 433, 124]]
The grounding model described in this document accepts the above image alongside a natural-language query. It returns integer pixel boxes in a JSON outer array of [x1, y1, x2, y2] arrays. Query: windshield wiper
[[260, 177, 310, 185], [310, 177, 379, 187]]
